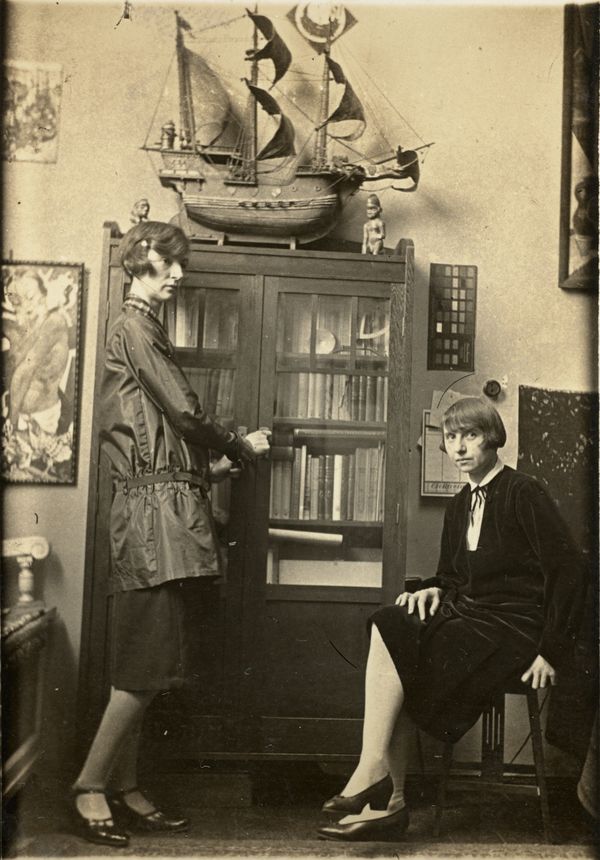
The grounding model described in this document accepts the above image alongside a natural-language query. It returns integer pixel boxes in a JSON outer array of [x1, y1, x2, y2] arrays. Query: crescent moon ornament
[[294, 3, 347, 45]]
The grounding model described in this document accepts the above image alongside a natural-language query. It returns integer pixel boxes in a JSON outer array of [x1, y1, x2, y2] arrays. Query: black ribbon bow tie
[[469, 485, 488, 525]]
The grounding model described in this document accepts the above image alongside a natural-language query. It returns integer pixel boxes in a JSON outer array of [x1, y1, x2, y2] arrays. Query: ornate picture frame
[[559, 4, 599, 290], [1, 261, 85, 484]]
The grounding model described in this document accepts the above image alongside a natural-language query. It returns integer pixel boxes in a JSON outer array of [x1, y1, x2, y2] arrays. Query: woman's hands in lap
[[395, 587, 443, 620], [521, 654, 556, 689]]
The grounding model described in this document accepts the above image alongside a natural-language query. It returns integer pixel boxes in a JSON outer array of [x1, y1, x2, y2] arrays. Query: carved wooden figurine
[[362, 193, 385, 255], [130, 198, 150, 225]]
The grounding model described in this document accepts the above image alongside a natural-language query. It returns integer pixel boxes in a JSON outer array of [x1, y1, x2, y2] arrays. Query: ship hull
[[154, 151, 363, 244], [182, 190, 340, 240]]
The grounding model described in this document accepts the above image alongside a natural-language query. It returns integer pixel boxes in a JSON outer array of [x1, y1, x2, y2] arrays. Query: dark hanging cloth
[[518, 385, 598, 761]]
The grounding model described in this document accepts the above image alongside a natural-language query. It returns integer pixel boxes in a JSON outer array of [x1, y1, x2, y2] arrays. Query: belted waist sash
[[115, 471, 208, 495]]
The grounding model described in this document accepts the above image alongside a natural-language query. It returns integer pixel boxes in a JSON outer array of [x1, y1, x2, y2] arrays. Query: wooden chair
[[2, 537, 56, 801], [434, 678, 553, 843]]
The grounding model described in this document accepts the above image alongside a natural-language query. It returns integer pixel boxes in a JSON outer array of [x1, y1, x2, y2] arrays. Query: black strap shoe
[[318, 806, 409, 842], [321, 775, 392, 817], [70, 788, 129, 847], [109, 787, 190, 832]]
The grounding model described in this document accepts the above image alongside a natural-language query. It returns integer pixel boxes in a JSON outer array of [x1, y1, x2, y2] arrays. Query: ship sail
[[245, 82, 296, 160], [245, 11, 292, 87], [184, 48, 233, 147], [322, 56, 366, 141]]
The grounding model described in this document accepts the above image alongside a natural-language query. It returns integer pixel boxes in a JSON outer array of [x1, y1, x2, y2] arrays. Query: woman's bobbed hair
[[119, 221, 189, 279], [440, 397, 507, 452]]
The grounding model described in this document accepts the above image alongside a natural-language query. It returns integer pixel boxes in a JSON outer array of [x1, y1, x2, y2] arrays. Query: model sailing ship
[[144, 5, 431, 245]]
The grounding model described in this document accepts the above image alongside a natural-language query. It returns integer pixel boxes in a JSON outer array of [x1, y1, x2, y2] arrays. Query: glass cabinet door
[[266, 285, 391, 589], [162, 283, 240, 558]]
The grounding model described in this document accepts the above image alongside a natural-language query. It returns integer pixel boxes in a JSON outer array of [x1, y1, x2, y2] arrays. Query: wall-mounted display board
[[427, 263, 477, 371]]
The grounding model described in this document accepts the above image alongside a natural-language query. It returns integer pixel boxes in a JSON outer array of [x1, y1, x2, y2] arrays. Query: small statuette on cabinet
[[130, 198, 150, 225], [362, 193, 385, 255]]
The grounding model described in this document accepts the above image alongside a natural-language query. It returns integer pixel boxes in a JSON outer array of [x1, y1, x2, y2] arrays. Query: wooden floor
[[4, 763, 597, 859]]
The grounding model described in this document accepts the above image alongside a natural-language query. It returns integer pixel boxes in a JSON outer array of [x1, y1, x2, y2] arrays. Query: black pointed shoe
[[317, 806, 409, 842], [109, 787, 190, 832], [321, 775, 392, 817], [70, 789, 129, 847]]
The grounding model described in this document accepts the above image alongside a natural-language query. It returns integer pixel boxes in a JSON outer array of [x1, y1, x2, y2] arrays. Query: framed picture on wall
[[1, 261, 85, 484], [559, 3, 599, 290], [2, 60, 63, 163]]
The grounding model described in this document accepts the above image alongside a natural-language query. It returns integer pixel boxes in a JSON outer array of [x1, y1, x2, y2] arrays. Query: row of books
[[269, 445, 386, 522], [186, 366, 235, 419], [165, 289, 239, 350], [275, 373, 388, 422]]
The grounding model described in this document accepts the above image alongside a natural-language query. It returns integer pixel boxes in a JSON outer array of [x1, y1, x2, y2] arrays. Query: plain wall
[[3, 0, 597, 776]]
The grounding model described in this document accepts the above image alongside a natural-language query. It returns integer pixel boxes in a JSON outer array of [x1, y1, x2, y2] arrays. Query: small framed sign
[[421, 409, 468, 497]]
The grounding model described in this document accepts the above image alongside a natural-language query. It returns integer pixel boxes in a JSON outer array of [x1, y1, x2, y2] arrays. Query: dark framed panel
[[427, 263, 477, 371], [1, 260, 84, 483], [559, 3, 599, 290]]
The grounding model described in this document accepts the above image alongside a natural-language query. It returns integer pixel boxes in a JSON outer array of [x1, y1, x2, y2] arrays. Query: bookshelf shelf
[[269, 518, 382, 529]]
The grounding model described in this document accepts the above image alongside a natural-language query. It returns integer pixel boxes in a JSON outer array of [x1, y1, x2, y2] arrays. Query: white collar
[[467, 457, 504, 491]]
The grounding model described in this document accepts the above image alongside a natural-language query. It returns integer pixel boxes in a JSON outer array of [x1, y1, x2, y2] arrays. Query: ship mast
[[313, 21, 334, 170], [175, 11, 195, 148], [246, 5, 259, 182]]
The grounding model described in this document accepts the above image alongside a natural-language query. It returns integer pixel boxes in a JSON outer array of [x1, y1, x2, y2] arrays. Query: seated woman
[[318, 397, 587, 841]]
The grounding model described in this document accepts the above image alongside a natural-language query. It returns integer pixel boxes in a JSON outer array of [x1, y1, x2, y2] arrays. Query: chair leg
[[527, 689, 554, 843], [434, 742, 453, 837]]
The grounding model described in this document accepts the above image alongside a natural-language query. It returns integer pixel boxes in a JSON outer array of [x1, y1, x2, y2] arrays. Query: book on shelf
[[346, 452, 356, 520], [365, 376, 377, 422], [332, 454, 343, 521], [324, 374, 334, 420], [297, 373, 309, 418], [280, 460, 292, 519], [290, 447, 302, 519], [309, 456, 320, 520], [323, 454, 334, 520], [297, 445, 308, 520], [269, 460, 278, 519], [316, 374, 327, 420]]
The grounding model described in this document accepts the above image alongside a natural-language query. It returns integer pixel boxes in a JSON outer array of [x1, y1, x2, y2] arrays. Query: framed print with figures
[[1, 261, 84, 483]]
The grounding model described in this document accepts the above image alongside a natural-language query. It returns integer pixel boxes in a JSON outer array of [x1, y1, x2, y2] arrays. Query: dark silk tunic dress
[[99, 296, 250, 691], [370, 467, 587, 742]]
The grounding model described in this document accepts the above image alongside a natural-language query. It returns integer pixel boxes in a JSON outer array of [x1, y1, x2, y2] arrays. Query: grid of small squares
[[427, 264, 477, 371]]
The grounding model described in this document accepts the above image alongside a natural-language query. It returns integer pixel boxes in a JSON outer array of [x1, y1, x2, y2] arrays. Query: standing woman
[[318, 397, 587, 841], [71, 221, 271, 846]]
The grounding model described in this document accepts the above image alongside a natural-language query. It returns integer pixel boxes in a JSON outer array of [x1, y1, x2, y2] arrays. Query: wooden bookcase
[[80, 225, 414, 761]]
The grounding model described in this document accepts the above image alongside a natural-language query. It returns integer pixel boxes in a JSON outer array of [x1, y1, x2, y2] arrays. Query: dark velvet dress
[[370, 467, 587, 742]]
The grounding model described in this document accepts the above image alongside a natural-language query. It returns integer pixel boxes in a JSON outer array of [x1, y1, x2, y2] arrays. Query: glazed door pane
[[268, 287, 391, 588]]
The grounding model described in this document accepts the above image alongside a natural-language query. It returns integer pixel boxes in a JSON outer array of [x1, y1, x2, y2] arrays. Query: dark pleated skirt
[[369, 599, 539, 743], [108, 577, 220, 692]]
